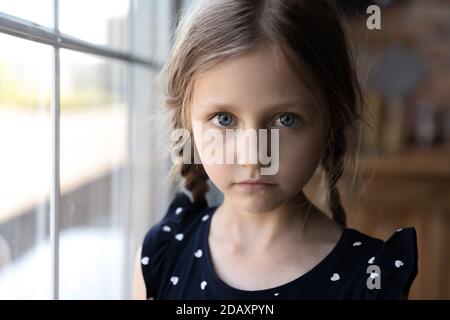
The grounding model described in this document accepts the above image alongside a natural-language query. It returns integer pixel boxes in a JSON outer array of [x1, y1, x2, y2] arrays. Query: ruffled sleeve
[[364, 227, 418, 299], [140, 191, 206, 299]]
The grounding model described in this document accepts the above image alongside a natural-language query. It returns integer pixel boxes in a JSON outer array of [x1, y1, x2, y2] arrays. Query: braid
[[180, 163, 209, 207], [172, 103, 210, 207], [321, 128, 347, 227]]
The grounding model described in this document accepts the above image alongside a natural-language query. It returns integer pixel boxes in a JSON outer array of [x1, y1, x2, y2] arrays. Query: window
[[59, 0, 130, 52], [0, 0, 176, 299], [0, 33, 53, 299], [0, 0, 53, 27]]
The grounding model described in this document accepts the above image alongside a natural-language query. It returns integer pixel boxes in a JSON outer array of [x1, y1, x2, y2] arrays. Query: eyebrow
[[197, 99, 313, 113]]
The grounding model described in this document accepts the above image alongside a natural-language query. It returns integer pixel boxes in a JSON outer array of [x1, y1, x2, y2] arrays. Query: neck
[[212, 191, 316, 253]]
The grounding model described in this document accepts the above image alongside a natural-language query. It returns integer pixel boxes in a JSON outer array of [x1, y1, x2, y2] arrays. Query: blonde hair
[[156, 0, 370, 226]]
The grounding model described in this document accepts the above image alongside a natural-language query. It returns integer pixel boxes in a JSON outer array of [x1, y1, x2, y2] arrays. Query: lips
[[236, 179, 275, 185], [234, 179, 276, 191]]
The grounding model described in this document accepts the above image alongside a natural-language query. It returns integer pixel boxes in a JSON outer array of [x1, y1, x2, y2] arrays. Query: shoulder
[[145, 190, 209, 235], [140, 191, 209, 299], [345, 227, 418, 299], [142, 191, 205, 246], [371, 227, 418, 299]]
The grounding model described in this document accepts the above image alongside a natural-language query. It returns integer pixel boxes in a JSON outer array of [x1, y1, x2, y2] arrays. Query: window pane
[[59, 0, 130, 52], [59, 50, 128, 299], [0, 33, 52, 299], [130, 0, 172, 64], [125, 64, 159, 297], [0, 0, 53, 27]]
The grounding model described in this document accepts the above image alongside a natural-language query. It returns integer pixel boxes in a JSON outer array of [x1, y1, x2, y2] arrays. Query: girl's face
[[190, 45, 327, 213]]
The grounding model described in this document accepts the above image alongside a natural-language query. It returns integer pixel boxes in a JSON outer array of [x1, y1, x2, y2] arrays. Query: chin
[[232, 193, 285, 213]]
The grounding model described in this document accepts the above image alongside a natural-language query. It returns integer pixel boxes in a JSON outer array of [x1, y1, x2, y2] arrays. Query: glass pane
[[125, 65, 158, 298], [130, 0, 172, 64], [59, 0, 130, 52], [0, 33, 52, 299], [59, 49, 129, 299], [0, 0, 53, 27]]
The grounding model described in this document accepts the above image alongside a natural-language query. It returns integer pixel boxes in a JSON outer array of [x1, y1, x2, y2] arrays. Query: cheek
[[277, 130, 324, 185], [192, 129, 231, 191], [202, 163, 231, 192]]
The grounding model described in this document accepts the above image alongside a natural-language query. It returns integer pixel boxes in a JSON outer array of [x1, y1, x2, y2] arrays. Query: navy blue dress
[[140, 191, 418, 300]]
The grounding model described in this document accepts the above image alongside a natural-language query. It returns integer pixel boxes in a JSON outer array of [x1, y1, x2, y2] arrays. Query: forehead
[[191, 45, 317, 113]]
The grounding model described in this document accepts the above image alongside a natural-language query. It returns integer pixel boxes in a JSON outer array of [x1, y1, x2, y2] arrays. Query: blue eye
[[274, 113, 301, 128], [211, 113, 235, 128]]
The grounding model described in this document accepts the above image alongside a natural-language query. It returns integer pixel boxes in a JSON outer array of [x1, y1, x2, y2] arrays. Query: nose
[[234, 125, 272, 168]]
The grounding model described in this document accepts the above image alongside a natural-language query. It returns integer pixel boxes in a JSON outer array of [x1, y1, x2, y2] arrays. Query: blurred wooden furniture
[[306, 147, 450, 299]]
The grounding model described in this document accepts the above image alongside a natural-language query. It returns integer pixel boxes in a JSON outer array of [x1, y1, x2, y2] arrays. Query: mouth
[[234, 180, 276, 191]]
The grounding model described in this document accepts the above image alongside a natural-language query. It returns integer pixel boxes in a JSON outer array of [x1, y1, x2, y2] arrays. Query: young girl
[[133, 0, 418, 300]]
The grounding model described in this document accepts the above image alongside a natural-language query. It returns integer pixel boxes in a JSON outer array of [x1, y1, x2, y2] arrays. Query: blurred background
[[0, 0, 448, 299]]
